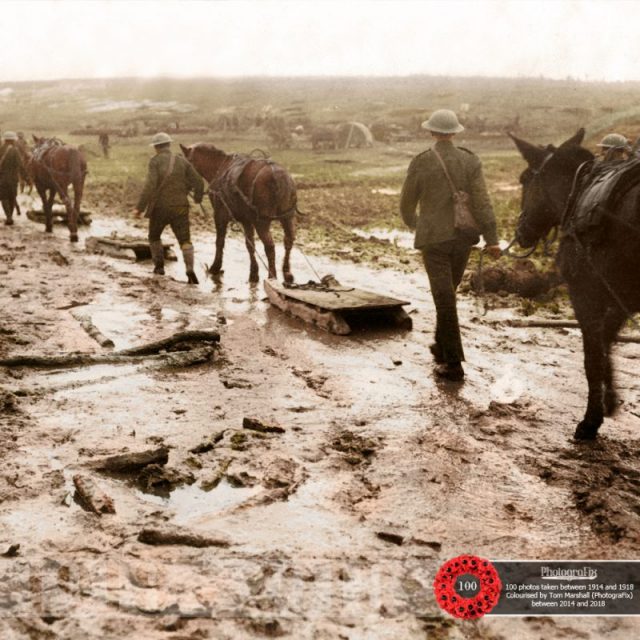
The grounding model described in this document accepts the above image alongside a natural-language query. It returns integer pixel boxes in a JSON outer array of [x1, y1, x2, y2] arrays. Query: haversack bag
[[433, 148, 481, 237]]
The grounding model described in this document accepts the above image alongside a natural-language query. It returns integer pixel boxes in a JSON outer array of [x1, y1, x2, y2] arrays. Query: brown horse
[[30, 136, 87, 242], [180, 143, 298, 283]]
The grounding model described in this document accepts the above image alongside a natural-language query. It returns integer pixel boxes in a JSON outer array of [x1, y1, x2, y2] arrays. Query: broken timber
[[85, 235, 177, 262], [264, 278, 412, 335]]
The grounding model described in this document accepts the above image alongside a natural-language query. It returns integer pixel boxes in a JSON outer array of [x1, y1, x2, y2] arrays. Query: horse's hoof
[[70, 235, 79, 243], [45, 227, 53, 234], [574, 420, 600, 441], [283, 272, 294, 284], [208, 267, 223, 276]]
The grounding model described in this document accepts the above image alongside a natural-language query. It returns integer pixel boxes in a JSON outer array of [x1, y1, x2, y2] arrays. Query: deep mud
[[1, 208, 640, 639]]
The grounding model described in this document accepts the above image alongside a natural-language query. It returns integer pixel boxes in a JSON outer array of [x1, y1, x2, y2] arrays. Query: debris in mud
[[90, 446, 169, 473], [85, 235, 176, 262], [410, 538, 442, 552], [71, 311, 115, 349], [226, 469, 258, 488], [230, 432, 249, 451], [200, 459, 231, 491], [48, 250, 70, 266], [1, 543, 20, 557], [0, 329, 220, 369], [222, 377, 254, 389], [470, 259, 562, 298], [138, 526, 230, 548], [189, 430, 226, 454], [137, 464, 195, 494], [72, 474, 116, 514], [245, 617, 287, 638], [376, 531, 405, 546], [243, 417, 286, 434], [331, 429, 379, 465], [0, 390, 21, 413]]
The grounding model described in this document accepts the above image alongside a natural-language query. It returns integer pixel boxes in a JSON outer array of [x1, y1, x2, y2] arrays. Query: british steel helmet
[[150, 132, 173, 146], [2, 131, 18, 141], [421, 109, 464, 134], [597, 133, 629, 149]]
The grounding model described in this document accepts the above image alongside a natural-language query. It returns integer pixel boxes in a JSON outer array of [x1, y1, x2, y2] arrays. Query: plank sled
[[27, 204, 92, 226], [85, 235, 177, 262], [264, 277, 412, 335]]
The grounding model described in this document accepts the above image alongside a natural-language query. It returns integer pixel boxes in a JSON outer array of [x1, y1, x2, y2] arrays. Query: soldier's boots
[[434, 362, 464, 382], [182, 244, 199, 285], [149, 240, 165, 275]]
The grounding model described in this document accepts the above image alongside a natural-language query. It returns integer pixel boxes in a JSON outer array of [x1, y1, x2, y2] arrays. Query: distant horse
[[180, 143, 298, 283], [510, 128, 640, 439], [30, 136, 87, 242]]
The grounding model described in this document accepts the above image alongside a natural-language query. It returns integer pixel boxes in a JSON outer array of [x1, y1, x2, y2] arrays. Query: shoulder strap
[[0, 146, 12, 171], [432, 147, 458, 196]]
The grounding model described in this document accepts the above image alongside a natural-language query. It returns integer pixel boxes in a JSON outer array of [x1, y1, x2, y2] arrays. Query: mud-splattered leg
[[210, 201, 228, 277], [602, 307, 625, 417], [255, 217, 277, 280], [41, 187, 56, 234], [281, 215, 296, 283], [242, 221, 260, 283], [575, 319, 606, 440]]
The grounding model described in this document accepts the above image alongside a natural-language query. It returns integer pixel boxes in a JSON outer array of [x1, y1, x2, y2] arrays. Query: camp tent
[[336, 122, 373, 149]]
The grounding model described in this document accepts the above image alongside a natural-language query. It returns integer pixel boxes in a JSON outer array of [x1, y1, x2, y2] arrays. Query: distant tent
[[336, 122, 373, 149]]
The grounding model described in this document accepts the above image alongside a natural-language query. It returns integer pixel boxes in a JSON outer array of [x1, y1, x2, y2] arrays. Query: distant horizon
[[3, 73, 640, 87]]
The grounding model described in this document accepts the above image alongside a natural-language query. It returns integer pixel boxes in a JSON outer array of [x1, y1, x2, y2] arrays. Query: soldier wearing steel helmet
[[596, 133, 630, 163], [400, 109, 501, 382], [0, 131, 27, 226], [134, 132, 204, 284]]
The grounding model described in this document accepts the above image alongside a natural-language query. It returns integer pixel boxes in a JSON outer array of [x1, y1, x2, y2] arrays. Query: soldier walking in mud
[[0, 131, 27, 226], [133, 132, 204, 284], [400, 110, 501, 381]]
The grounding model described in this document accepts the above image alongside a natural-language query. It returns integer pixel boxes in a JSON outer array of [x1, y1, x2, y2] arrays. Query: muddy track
[[1, 211, 639, 639]]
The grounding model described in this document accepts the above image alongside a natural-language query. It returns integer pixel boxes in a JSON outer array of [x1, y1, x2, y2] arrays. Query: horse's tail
[[69, 148, 86, 211], [269, 164, 297, 219]]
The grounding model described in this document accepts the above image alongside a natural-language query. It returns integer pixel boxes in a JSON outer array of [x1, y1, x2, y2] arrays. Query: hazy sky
[[3, 0, 640, 82]]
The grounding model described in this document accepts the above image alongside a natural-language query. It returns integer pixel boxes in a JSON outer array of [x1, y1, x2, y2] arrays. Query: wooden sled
[[85, 235, 177, 262], [27, 204, 92, 226], [264, 277, 412, 335]]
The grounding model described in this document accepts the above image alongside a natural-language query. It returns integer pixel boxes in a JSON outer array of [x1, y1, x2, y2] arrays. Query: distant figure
[[400, 109, 501, 382], [596, 133, 630, 163], [98, 132, 110, 158], [0, 131, 27, 226], [133, 132, 204, 284]]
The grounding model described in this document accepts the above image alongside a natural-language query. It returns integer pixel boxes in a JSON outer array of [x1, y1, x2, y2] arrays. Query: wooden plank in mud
[[264, 278, 412, 335], [85, 235, 177, 261], [264, 278, 409, 311]]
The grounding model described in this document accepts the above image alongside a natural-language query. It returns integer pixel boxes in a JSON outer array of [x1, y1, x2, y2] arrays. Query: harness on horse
[[32, 138, 77, 208], [563, 157, 640, 236], [208, 154, 295, 221]]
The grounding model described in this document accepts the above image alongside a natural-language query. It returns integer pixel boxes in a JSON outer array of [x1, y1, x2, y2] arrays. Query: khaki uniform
[[0, 143, 26, 223], [400, 139, 498, 363], [136, 148, 204, 274]]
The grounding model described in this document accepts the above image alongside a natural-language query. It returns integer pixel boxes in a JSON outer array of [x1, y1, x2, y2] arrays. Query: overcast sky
[[2, 0, 639, 82]]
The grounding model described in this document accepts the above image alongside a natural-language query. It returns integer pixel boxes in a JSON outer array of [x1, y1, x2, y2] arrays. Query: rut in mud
[[1, 211, 640, 640]]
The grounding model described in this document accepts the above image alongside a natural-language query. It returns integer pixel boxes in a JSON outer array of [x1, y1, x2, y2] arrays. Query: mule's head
[[510, 129, 593, 247], [32, 135, 46, 147], [180, 142, 227, 182]]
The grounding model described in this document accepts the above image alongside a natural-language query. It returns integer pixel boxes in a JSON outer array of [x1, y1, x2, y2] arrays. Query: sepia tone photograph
[[1, 0, 640, 638]]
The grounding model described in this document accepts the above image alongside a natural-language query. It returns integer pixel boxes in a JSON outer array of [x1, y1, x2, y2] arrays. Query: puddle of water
[[351, 164, 407, 177], [137, 479, 261, 525], [371, 187, 400, 196], [351, 227, 414, 249]]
